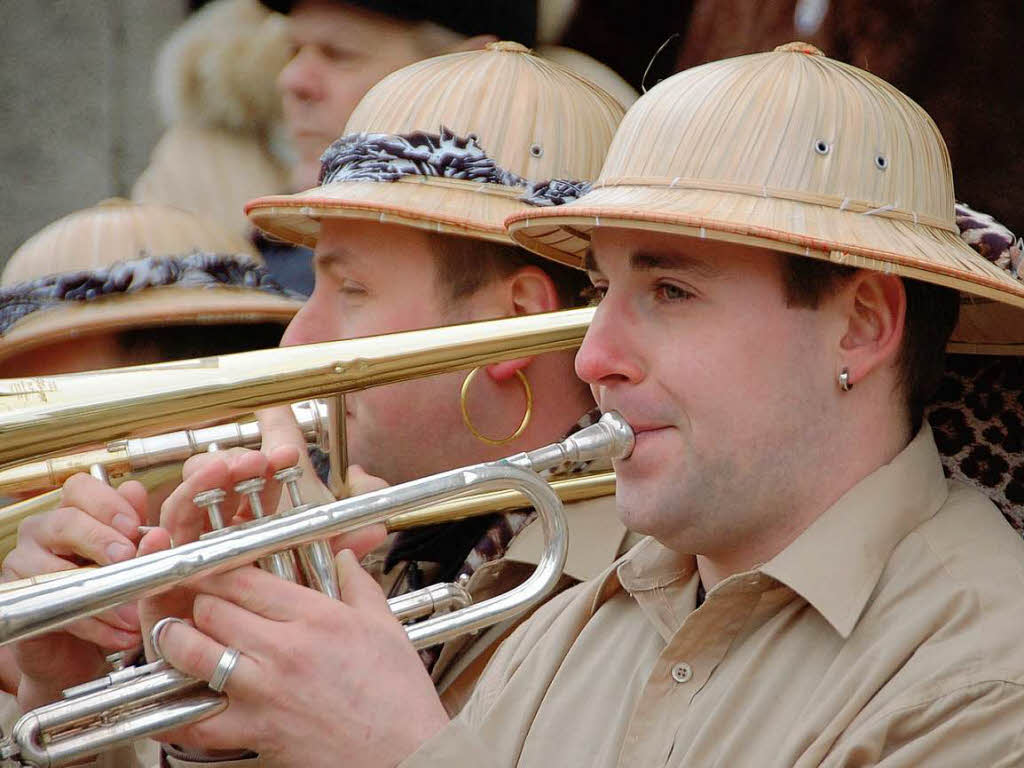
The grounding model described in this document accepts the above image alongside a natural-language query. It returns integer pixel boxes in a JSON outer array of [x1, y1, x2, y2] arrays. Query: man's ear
[[485, 357, 534, 382], [837, 271, 906, 387], [480, 266, 560, 382], [507, 265, 561, 317], [445, 34, 497, 53]]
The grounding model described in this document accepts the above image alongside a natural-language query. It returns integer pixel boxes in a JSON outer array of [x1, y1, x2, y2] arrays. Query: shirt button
[[671, 662, 692, 683]]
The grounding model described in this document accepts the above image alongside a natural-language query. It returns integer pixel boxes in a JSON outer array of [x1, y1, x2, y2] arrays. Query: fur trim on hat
[[0, 252, 295, 336], [154, 0, 290, 135], [318, 128, 593, 206]]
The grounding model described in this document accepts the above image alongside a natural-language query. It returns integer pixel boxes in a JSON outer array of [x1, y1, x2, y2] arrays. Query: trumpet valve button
[[194, 488, 228, 530], [106, 651, 128, 671], [234, 477, 267, 518], [274, 466, 305, 507], [193, 488, 227, 508], [233, 478, 266, 495], [274, 466, 304, 484]]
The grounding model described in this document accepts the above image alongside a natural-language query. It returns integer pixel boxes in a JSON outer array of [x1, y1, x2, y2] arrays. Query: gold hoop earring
[[460, 367, 533, 446]]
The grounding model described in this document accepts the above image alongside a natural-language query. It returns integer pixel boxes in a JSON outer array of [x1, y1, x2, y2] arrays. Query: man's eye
[[338, 281, 367, 296], [581, 285, 607, 306], [655, 283, 693, 302], [322, 45, 357, 62]]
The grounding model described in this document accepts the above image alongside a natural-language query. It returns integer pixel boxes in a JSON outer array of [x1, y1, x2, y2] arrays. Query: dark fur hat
[[258, 0, 537, 47]]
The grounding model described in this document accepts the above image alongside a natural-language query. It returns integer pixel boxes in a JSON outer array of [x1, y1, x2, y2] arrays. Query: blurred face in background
[[2, 334, 128, 377], [278, 1, 461, 190]]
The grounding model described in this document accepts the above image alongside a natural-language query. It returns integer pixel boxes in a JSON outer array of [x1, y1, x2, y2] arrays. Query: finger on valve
[[259, 404, 334, 509]]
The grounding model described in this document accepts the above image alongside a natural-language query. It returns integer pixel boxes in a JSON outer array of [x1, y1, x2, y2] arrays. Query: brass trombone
[[0, 307, 595, 466]]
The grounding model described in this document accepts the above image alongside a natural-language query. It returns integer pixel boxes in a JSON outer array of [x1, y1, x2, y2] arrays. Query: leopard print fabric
[[929, 204, 1024, 527], [928, 356, 1024, 528]]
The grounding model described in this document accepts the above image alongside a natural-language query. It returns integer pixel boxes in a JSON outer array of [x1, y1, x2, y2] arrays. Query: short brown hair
[[780, 255, 960, 433], [431, 233, 591, 309]]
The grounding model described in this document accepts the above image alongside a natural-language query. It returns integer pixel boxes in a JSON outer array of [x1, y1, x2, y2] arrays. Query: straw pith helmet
[[506, 43, 1024, 340], [245, 41, 624, 248], [0, 201, 299, 364], [2, 199, 255, 286]]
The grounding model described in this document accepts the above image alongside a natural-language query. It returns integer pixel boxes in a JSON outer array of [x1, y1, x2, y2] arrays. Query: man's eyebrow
[[314, 249, 352, 269], [629, 250, 722, 277]]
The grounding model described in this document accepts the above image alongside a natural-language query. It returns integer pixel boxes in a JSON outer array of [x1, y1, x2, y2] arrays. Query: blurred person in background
[[262, 0, 537, 192], [0, 198, 299, 518], [0, 199, 299, 516], [132, 0, 293, 251], [241, 0, 539, 294]]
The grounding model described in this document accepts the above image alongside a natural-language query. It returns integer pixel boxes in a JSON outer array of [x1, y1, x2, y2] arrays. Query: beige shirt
[[430, 493, 642, 713], [406, 426, 1024, 767]]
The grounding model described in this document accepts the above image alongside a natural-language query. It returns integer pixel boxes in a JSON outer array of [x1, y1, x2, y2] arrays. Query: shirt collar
[[760, 424, 949, 638], [504, 492, 629, 581], [605, 425, 949, 641]]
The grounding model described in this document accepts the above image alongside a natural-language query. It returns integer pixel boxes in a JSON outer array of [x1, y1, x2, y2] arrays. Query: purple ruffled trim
[[955, 202, 1022, 280], [0, 252, 296, 336], [521, 178, 592, 207]]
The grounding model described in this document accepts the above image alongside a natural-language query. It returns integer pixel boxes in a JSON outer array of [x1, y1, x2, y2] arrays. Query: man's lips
[[629, 424, 670, 435], [620, 424, 672, 460]]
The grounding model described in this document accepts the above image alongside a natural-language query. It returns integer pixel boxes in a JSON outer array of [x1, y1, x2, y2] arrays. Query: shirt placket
[[616, 575, 767, 767]]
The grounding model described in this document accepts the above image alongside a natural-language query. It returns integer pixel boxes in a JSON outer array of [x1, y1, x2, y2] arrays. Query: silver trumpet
[[0, 413, 633, 768]]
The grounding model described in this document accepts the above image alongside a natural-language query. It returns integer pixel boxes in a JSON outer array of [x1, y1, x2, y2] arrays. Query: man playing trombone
[[2, 41, 638, 753], [126, 43, 1024, 766]]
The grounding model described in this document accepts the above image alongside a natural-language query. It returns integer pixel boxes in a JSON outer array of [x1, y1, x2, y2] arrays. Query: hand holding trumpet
[[2, 475, 148, 710], [131, 436, 413, 763]]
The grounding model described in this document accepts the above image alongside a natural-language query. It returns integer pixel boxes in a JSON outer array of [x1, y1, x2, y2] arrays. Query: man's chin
[[614, 487, 662, 537]]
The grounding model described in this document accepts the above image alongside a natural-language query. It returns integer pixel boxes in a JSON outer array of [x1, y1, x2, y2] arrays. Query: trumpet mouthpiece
[[522, 411, 634, 473]]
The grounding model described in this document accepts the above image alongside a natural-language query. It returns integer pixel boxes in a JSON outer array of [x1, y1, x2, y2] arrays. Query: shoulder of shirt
[[861, 480, 1024, 706], [906, 479, 1024, 594]]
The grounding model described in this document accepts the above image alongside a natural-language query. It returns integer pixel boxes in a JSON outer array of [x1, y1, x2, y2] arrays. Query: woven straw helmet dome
[[2, 199, 255, 286], [0, 200, 298, 365], [506, 43, 1024, 351], [245, 41, 625, 247]]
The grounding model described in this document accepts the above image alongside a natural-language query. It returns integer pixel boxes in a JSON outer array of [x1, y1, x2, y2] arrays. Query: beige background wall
[[0, 0, 186, 269]]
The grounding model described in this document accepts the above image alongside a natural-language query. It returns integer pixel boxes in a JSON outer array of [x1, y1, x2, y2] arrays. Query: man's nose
[[282, 300, 323, 347], [278, 47, 324, 103], [574, 297, 644, 387]]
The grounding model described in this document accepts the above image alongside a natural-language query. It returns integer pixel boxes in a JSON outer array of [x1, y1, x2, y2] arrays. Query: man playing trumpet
[[129, 43, 1024, 766], [2, 41, 636, 750]]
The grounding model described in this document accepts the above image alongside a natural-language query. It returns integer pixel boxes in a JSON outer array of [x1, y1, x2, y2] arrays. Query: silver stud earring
[[838, 367, 852, 392]]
